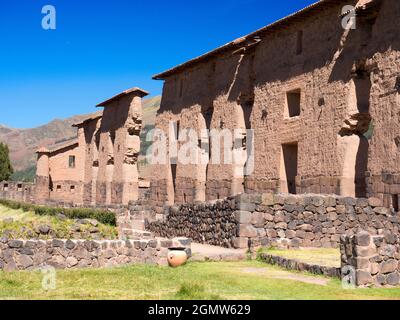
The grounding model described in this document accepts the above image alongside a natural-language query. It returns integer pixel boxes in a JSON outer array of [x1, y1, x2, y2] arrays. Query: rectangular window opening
[[286, 89, 301, 118], [69, 155, 76, 168], [392, 194, 399, 212], [282, 143, 298, 195], [296, 30, 303, 55]]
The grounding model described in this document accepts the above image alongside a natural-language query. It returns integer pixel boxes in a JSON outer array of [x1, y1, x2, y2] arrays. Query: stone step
[[131, 219, 146, 231], [121, 228, 153, 239]]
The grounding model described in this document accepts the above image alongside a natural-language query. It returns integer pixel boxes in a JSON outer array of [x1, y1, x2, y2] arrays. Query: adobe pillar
[[35, 147, 50, 203]]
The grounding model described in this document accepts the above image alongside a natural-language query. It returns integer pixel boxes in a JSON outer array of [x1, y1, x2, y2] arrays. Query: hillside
[[0, 96, 161, 181]]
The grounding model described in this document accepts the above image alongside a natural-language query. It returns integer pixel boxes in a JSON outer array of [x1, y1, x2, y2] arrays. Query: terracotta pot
[[168, 250, 188, 267]]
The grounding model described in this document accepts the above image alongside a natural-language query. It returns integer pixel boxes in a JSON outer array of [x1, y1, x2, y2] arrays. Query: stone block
[[66, 256, 78, 268], [52, 239, 64, 248], [264, 213, 274, 222], [336, 205, 346, 214], [373, 207, 390, 215], [356, 270, 373, 286], [251, 212, 265, 227], [380, 259, 398, 274], [234, 211, 252, 224], [237, 202, 256, 212], [355, 231, 371, 247], [8, 240, 23, 249], [387, 272, 400, 286], [233, 237, 249, 249], [238, 224, 258, 238], [261, 193, 274, 206], [368, 197, 382, 207]]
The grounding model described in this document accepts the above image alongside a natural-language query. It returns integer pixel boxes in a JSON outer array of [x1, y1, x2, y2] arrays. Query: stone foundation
[[149, 198, 238, 248], [235, 193, 400, 249], [148, 192, 400, 249]]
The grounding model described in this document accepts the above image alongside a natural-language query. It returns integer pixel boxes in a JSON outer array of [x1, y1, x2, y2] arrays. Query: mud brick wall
[[148, 192, 400, 249], [148, 198, 238, 248], [341, 231, 400, 287], [236, 193, 400, 249], [0, 237, 191, 271]]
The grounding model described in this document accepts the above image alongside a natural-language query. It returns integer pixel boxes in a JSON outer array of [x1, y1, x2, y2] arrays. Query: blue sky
[[0, 0, 316, 128]]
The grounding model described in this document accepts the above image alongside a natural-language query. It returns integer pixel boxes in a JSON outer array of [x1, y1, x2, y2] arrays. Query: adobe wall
[[0, 237, 191, 271], [150, 0, 400, 206], [96, 95, 143, 206], [24, 88, 147, 208], [148, 192, 400, 249], [0, 181, 35, 203]]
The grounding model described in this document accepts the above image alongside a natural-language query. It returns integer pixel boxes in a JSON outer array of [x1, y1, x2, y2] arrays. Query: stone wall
[[341, 231, 400, 287], [148, 192, 400, 249], [235, 193, 400, 249], [0, 237, 191, 271], [367, 173, 400, 210], [149, 198, 238, 248], [0, 181, 35, 203]]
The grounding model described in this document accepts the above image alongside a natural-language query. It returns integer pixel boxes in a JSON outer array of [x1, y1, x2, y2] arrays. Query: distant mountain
[[0, 96, 161, 182]]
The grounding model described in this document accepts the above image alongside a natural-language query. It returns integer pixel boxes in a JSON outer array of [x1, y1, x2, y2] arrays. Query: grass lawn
[[0, 205, 117, 240], [260, 248, 341, 268], [1, 261, 400, 300]]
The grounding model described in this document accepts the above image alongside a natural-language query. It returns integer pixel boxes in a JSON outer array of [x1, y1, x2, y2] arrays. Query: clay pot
[[168, 250, 188, 268]]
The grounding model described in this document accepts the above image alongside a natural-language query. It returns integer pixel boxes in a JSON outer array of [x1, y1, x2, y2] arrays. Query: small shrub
[[0, 200, 116, 226]]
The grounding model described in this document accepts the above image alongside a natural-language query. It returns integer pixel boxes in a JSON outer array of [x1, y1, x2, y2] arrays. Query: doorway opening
[[281, 143, 298, 194]]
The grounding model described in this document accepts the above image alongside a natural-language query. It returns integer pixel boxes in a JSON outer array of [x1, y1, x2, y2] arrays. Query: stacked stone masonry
[[149, 198, 238, 248], [341, 231, 400, 287], [0, 237, 191, 271], [149, 193, 400, 249]]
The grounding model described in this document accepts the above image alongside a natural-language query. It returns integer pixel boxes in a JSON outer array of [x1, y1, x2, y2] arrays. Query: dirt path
[[191, 243, 247, 262]]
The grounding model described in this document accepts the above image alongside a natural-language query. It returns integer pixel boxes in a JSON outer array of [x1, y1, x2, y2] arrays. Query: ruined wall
[[0, 238, 191, 271], [151, 0, 400, 205], [234, 193, 400, 249], [149, 198, 238, 248], [341, 231, 400, 287], [148, 192, 400, 249], [0, 181, 35, 203]]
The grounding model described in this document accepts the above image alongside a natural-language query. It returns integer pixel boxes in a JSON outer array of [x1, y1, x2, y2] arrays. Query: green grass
[[259, 248, 341, 268], [0, 261, 400, 300], [0, 205, 117, 240]]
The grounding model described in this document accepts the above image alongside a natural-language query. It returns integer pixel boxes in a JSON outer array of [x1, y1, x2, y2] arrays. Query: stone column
[[122, 94, 144, 205]]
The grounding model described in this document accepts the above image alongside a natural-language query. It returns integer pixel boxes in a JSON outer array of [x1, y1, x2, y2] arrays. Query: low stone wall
[[148, 193, 400, 249], [259, 253, 341, 278], [341, 231, 400, 287], [235, 193, 400, 249], [149, 198, 238, 248], [367, 173, 400, 209], [0, 237, 191, 271]]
